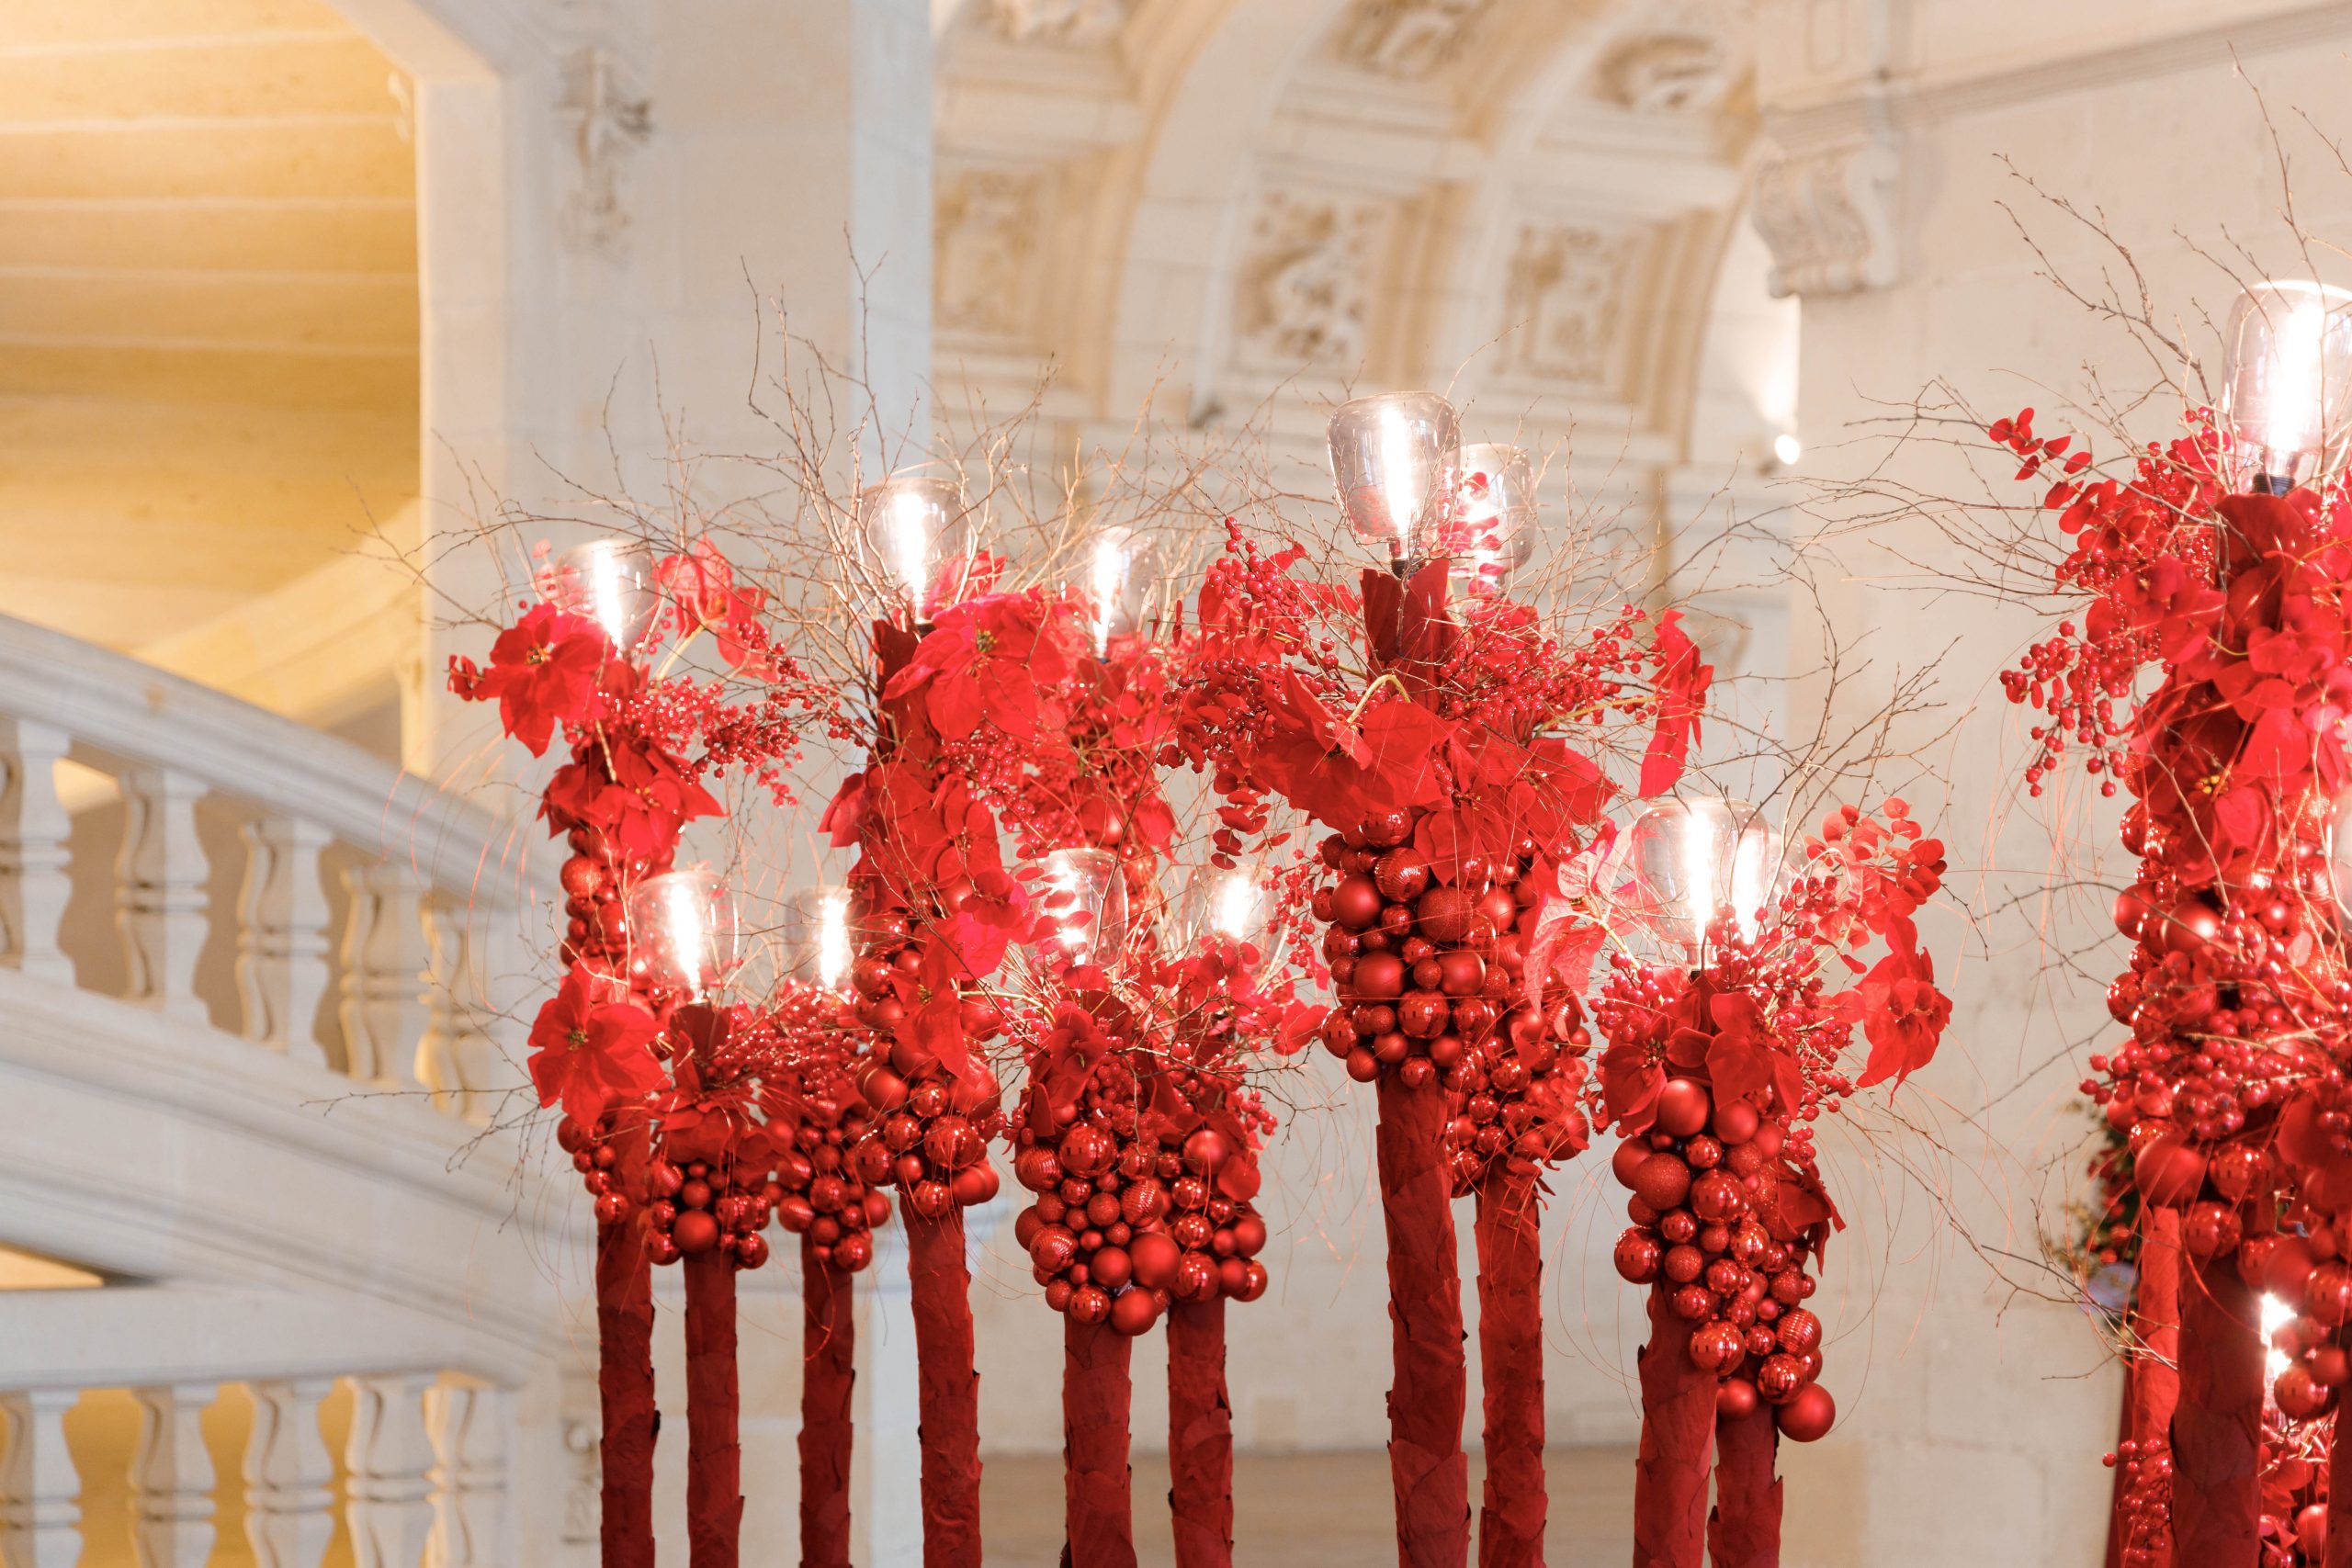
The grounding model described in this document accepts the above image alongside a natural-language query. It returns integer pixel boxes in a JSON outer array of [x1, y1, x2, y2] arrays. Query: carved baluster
[[345, 1373, 435, 1568], [338, 862, 430, 1089], [116, 768, 209, 1022], [0, 719, 73, 985], [237, 818, 334, 1066], [1, 1389, 82, 1568], [420, 905, 496, 1121], [129, 1383, 215, 1568], [424, 1381, 508, 1568], [244, 1379, 334, 1568]]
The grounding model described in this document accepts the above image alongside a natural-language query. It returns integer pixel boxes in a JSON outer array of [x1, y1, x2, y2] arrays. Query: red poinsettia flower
[[658, 539, 776, 676], [526, 967, 666, 1125], [1639, 608, 1713, 796], [469, 604, 611, 756], [1853, 934, 1951, 1091], [543, 734, 722, 860], [884, 594, 1073, 741]]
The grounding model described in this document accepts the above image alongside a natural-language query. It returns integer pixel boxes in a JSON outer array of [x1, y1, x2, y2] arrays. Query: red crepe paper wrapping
[[2169, 1256, 2262, 1564], [2115, 1210, 2180, 1568], [1472, 1179, 1544, 1568], [801, 1233, 856, 1568], [684, 1249, 742, 1568], [2328, 1403, 2352, 1568], [907, 1208, 985, 1568], [598, 1118, 659, 1568], [1168, 1298, 1235, 1568], [1375, 1073, 1469, 1568], [1707, 1402, 1782, 1568], [1633, 1281, 1713, 1568], [1063, 1316, 1138, 1568]]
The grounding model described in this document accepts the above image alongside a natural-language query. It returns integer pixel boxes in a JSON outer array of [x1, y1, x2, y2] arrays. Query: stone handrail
[[0, 610, 548, 1117]]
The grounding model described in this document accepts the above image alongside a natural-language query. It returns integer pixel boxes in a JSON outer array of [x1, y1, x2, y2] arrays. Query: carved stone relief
[[1496, 222, 1638, 392], [935, 166, 1050, 343], [1327, 0, 1498, 81], [1231, 191, 1390, 372]]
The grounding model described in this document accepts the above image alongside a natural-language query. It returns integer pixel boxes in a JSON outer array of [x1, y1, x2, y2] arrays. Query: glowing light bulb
[[2222, 280, 2352, 494], [856, 475, 977, 625], [626, 868, 742, 998], [1079, 526, 1157, 657], [1445, 443, 1537, 600], [1033, 848, 1128, 970], [1772, 432, 1803, 468], [784, 885, 857, 995], [1624, 797, 1779, 957], [1327, 391, 1463, 572], [548, 539, 661, 650], [1177, 863, 1283, 976]]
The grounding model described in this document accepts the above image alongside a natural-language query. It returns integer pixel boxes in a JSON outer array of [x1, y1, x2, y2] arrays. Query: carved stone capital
[[1750, 119, 1898, 298]]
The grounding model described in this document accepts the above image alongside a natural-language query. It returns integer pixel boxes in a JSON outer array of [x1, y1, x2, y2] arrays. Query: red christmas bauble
[[1416, 886, 1477, 944], [1613, 1229, 1662, 1283], [1689, 1320, 1746, 1372], [1775, 1382, 1835, 1442], [1069, 1284, 1113, 1325], [1611, 1139, 1652, 1190], [1374, 849, 1432, 903], [1657, 1078, 1712, 1138], [1716, 1379, 1760, 1420], [1633, 1154, 1692, 1212], [1130, 1231, 1181, 1291], [1331, 875, 1385, 931], [1354, 952, 1407, 1001], [1110, 1286, 1161, 1337], [2298, 1503, 2329, 1559], [673, 1210, 720, 1256], [2275, 1364, 2335, 1421], [2132, 1138, 2206, 1208]]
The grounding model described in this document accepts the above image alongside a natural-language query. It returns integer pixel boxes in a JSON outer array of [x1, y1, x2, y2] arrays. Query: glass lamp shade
[[1078, 525, 1159, 656], [626, 868, 743, 998], [856, 476, 977, 624], [1175, 863, 1284, 977], [548, 539, 662, 651], [2222, 281, 2352, 494], [1032, 848, 1129, 970], [1445, 442, 1538, 599], [781, 884, 858, 996], [1327, 392, 1464, 569], [1623, 797, 1779, 955]]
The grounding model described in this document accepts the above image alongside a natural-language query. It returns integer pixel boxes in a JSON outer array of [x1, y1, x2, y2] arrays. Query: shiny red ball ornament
[[2111, 885, 2154, 942], [1689, 1320, 1746, 1372], [594, 1192, 630, 1225], [735, 1232, 770, 1270], [1416, 886, 1477, 944], [1611, 1139, 1652, 1190], [2132, 1137, 2206, 1208], [1374, 849, 1432, 903], [2298, 1503, 2329, 1559], [1755, 1352, 1804, 1404], [1633, 1154, 1692, 1213], [1775, 1308, 1823, 1354], [1670, 1284, 1715, 1321], [2157, 897, 2222, 955], [1069, 1284, 1113, 1325], [1110, 1286, 1161, 1337], [1775, 1382, 1835, 1442], [1361, 810, 1410, 848], [2275, 1364, 2335, 1421], [1690, 1170, 1745, 1224], [1613, 1229, 1662, 1283], [1656, 1077, 1712, 1138], [1174, 1250, 1220, 1303], [2306, 1261, 2352, 1327], [2210, 1144, 2270, 1202], [673, 1210, 720, 1256], [2179, 1200, 2241, 1259]]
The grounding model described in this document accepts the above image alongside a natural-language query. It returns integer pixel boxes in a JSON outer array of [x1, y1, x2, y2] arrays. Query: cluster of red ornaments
[[1313, 810, 1546, 1088], [1010, 1045, 1271, 1338], [645, 1151, 775, 1270], [1603, 1072, 1833, 1443], [842, 909, 1005, 1221]]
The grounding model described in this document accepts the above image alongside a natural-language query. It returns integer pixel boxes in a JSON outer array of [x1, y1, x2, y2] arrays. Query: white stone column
[[115, 768, 209, 1024], [0, 1389, 82, 1568], [0, 719, 73, 985], [345, 1373, 435, 1568], [128, 1384, 215, 1568], [338, 862, 432, 1089], [243, 1379, 335, 1568], [424, 1380, 508, 1568], [236, 816, 334, 1066]]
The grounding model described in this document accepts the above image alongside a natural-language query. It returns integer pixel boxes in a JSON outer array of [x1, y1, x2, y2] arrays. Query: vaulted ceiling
[[930, 0, 1776, 467], [0, 0, 417, 651]]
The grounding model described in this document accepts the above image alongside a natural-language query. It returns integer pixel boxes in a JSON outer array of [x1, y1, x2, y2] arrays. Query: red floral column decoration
[[1988, 389, 2352, 1562], [454, 538, 822, 1568], [1592, 799, 1953, 1568], [1170, 498, 1709, 1565]]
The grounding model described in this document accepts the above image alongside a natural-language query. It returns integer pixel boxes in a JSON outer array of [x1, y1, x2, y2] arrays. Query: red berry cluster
[[1311, 809, 1543, 1088], [2105, 1436, 2175, 1568], [646, 1151, 773, 1270], [1603, 1074, 1834, 1444], [558, 1113, 639, 1225], [1011, 1047, 1271, 1338]]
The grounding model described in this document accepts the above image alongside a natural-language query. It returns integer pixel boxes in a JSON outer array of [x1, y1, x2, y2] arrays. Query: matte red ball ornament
[[2132, 1137, 2206, 1208], [1657, 1077, 1712, 1138], [1775, 1382, 1835, 1442]]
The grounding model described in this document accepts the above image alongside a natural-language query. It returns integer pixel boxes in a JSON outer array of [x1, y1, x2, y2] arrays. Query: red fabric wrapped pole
[[1167, 1297, 1234, 1568], [598, 1116, 658, 1568], [2326, 1386, 2352, 1568], [906, 1207, 984, 1568], [2119, 1210, 2181, 1568], [800, 1233, 856, 1568], [1375, 1072, 1469, 1568], [684, 1248, 741, 1568], [1472, 1177, 1544, 1568], [1633, 1280, 1713, 1568], [1706, 1401, 1781, 1568], [2169, 1254, 2261, 1565], [1062, 1316, 1137, 1568]]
